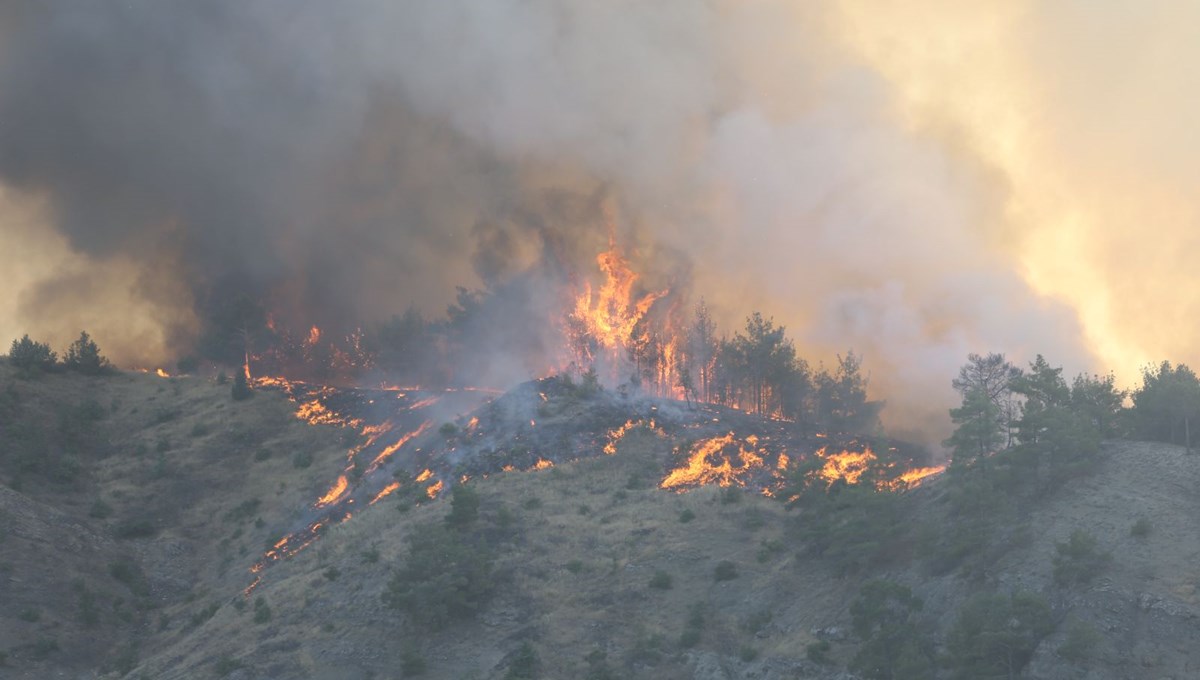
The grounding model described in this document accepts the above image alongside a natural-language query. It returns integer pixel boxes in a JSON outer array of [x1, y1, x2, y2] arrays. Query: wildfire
[[603, 419, 640, 455], [572, 240, 667, 355], [660, 433, 767, 491], [882, 465, 947, 490], [817, 448, 877, 486], [366, 421, 432, 473], [415, 468, 434, 483], [369, 481, 401, 505], [533, 458, 554, 470], [314, 475, 349, 508], [426, 480, 444, 499], [156, 368, 170, 378]]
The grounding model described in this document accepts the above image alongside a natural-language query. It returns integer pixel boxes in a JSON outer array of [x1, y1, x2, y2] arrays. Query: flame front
[[315, 475, 349, 508], [660, 433, 768, 490]]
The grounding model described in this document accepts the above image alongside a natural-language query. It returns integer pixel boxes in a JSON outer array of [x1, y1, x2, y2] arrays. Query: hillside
[[1, 366, 1199, 679]]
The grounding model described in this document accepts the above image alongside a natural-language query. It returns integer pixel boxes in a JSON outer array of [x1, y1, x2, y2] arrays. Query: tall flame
[[571, 239, 668, 357]]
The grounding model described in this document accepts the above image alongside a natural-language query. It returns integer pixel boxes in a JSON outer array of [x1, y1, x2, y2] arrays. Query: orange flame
[[571, 240, 668, 355], [366, 421, 432, 473], [426, 480, 444, 499], [533, 458, 554, 470], [660, 433, 767, 490], [315, 475, 349, 508], [415, 468, 434, 483], [369, 481, 401, 505], [155, 368, 170, 378], [817, 448, 876, 486], [882, 465, 946, 490]]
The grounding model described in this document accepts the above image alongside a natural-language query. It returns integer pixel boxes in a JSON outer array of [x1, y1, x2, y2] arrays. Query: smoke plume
[[2, 1, 1194, 439]]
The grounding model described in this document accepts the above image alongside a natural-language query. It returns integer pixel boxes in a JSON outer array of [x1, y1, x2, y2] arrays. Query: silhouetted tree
[[945, 384, 1003, 461], [1130, 361, 1200, 451], [687, 300, 718, 402], [814, 352, 883, 434], [952, 353, 1021, 447], [63, 331, 110, 375], [8, 335, 57, 372]]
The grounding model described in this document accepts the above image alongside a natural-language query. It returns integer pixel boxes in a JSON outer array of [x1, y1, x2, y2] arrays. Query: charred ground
[[1, 364, 1198, 679]]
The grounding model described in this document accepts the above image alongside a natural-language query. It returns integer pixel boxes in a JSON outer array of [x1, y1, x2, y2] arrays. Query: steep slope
[[2, 366, 1199, 679]]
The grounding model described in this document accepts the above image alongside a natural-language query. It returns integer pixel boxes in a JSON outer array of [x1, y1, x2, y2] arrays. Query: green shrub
[[739, 645, 759, 662], [679, 603, 706, 648], [89, 499, 113, 519], [254, 448, 272, 462], [806, 640, 831, 664], [678, 509, 696, 523], [649, 569, 673, 590], [1058, 617, 1101, 663], [17, 607, 40, 622], [1130, 518, 1152, 539], [190, 422, 211, 438], [292, 450, 314, 469], [713, 560, 738, 581], [565, 560, 584, 574], [445, 484, 480, 530], [231, 369, 252, 401], [400, 647, 427, 676], [503, 642, 539, 680], [361, 545, 381, 564], [439, 422, 458, 437], [946, 591, 1053, 679], [382, 523, 496, 630], [114, 518, 157, 539], [521, 496, 543, 510], [252, 597, 271, 624], [323, 566, 340, 581], [1053, 529, 1111, 586], [848, 580, 932, 680], [214, 655, 244, 676]]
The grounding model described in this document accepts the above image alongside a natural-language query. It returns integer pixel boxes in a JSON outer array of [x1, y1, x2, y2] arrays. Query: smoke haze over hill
[[1, 1, 1196, 437]]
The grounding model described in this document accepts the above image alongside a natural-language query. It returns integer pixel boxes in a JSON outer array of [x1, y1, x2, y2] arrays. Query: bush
[[1130, 518, 1152, 539], [63, 331, 110, 375], [231, 369, 252, 400], [445, 483, 480, 530], [1058, 617, 1100, 663], [649, 569, 673, 590], [503, 642, 540, 680], [678, 509, 696, 523], [806, 640, 831, 664], [713, 560, 738, 581], [382, 523, 496, 630], [292, 450, 314, 469], [400, 647, 427, 676], [1053, 529, 1111, 586], [679, 603, 706, 648], [8, 335, 56, 372], [946, 591, 1053, 679], [215, 655, 244, 676], [253, 597, 271, 624], [849, 580, 933, 680]]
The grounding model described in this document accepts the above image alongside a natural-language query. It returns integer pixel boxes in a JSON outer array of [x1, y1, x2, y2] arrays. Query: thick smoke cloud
[[3, 1, 1192, 440]]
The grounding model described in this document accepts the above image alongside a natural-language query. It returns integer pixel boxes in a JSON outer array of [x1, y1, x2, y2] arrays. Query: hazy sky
[[1, 1, 1195, 437]]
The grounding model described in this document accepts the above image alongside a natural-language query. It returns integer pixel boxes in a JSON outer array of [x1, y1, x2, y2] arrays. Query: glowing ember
[[156, 368, 170, 378], [315, 475, 349, 508], [533, 458, 554, 470], [660, 433, 767, 490]]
